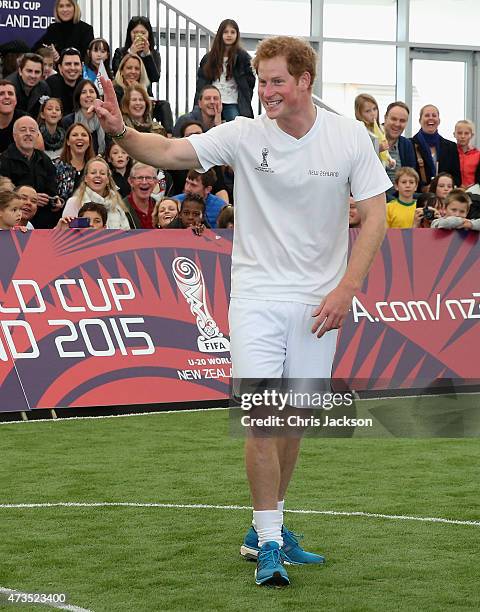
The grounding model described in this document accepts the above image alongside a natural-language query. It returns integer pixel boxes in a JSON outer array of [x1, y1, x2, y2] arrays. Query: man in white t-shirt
[[94, 35, 391, 588]]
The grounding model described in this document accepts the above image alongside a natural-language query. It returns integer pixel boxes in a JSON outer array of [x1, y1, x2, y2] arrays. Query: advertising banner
[[0, 0, 56, 48], [0, 229, 478, 413]]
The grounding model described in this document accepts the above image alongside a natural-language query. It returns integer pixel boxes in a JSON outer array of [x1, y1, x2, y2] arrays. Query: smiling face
[[0, 199, 22, 229], [19, 60, 43, 89], [67, 125, 90, 157], [156, 199, 179, 227], [56, 0, 75, 21], [59, 53, 82, 85], [122, 57, 141, 85], [384, 105, 409, 141], [84, 160, 110, 194], [79, 83, 97, 110], [257, 56, 311, 128], [420, 105, 440, 134], [128, 90, 147, 120], [128, 166, 157, 200], [41, 99, 62, 126], [16, 186, 38, 223], [0, 84, 17, 116], [198, 88, 221, 118]]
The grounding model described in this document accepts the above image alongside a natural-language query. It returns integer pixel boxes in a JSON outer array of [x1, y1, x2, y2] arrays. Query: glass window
[[410, 0, 480, 46], [168, 0, 311, 35], [411, 59, 466, 140], [323, 0, 397, 41], [322, 42, 397, 119]]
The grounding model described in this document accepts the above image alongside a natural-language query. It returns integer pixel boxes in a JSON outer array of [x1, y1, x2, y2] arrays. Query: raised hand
[[91, 77, 124, 135]]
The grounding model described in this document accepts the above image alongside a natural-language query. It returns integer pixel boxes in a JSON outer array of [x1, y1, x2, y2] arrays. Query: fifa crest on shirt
[[172, 257, 230, 353], [255, 147, 275, 173]]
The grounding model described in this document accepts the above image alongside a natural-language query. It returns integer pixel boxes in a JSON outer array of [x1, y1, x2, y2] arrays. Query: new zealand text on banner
[[0, 229, 232, 411]]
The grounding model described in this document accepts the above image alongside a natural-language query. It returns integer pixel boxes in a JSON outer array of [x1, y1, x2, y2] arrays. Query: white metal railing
[[79, 0, 340, 120]]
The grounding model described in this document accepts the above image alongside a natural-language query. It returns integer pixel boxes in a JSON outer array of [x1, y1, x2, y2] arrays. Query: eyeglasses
[[131, 176, 157, 182]]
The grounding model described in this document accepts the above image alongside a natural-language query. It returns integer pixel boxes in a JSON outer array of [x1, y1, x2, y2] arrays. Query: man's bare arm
[[93, 77, 199, 170], [311, 192, 387, 337]]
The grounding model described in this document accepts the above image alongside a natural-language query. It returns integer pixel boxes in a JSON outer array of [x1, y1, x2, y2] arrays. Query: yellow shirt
[[387, 198, 416, 228]]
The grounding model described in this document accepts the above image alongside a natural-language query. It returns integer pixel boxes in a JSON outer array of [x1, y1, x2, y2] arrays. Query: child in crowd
[[413, 192, 441, 228], [106, 141, 132, 198], [59, 202, 108, 230], [355, 93, 395, 170], [0, 176, 15, 191], [429, 172, 454, 210], [0, 190, 22, 230], [348, 196, 361, 228], [36, 47, 56, 79], [386, 167, 419, 228], [152, 197, 180, 228], [453, 120, 480, 188], [216, 204, 234, 228], [37, 97, 65, 159], [165, 193, 208, 233], [431, 189, 480, 230], [83, 37, 113, 84]]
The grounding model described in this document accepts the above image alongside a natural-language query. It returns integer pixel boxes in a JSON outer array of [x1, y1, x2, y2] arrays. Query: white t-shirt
[[188, 108, 392, 304], [212, 58, 238, 104]]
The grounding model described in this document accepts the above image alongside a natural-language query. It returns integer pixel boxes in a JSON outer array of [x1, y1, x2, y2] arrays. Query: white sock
[[277, 499, 284, 526], [253, 510, 283, 547]]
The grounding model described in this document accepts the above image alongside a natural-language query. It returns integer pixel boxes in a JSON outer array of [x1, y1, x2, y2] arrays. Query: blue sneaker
[[255, 541, 290, 587], [241, 526, 326, 565]]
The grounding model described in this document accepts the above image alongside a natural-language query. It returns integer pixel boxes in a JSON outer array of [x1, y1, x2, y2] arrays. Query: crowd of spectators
[[1, 0, 480, 236]]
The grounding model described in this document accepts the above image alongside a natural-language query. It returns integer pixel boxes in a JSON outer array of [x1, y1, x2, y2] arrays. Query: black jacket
[[194, 48, 255, 118], [5, 72, 50, 118], [32, 20, 94, 61], [410, 132, 461, 188], [0, 144, 58, 228], [45, 73, 82, 116]]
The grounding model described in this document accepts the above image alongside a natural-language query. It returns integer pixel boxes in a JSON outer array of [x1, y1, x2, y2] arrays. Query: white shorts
[[229, 298, 338, 379]]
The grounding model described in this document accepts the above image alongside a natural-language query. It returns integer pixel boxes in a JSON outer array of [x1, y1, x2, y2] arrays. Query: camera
[[423, 205, 436, 221]]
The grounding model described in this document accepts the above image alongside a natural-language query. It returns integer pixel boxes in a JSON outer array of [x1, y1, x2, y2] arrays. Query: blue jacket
[[397, 135, 416, 169]]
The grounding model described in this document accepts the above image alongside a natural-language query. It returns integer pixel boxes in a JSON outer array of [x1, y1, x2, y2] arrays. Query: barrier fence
[[0, 228, 478, 414]]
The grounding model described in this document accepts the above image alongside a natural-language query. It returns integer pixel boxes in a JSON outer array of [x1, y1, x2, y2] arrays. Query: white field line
[[0, 501, 478, 527], [0, 587, 92, 612]]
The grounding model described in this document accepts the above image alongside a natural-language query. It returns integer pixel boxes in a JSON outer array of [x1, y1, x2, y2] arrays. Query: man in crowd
[[383, 101, 416, 200], [6, 53, 49, 118], [124, 162, 158, 228], [46, 47, 83, 115], [0, 116, 58, 228], [15, 184, 38, 229], [173, 85, 223, 137], [173, 168, 225, 228], [93, 35, 390, 588]]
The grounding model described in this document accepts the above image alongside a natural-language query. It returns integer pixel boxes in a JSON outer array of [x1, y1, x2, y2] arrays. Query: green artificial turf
[[0, 401, 479, 611]]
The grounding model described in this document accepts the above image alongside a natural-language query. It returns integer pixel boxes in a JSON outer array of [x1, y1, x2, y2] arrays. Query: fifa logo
[[172, 257, 230, 353], [261, 147, 269, 168]]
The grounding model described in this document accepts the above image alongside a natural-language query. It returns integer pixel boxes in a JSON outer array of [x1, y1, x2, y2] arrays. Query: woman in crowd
[[152, 197, 180, 228], [120, 84, 165, 135], [106, 141, 132, 198], [112, 17, 160, 90], [33, 0, 94, 62], [54, 122, 95, 202], [194, 19, 255, 121], [37, 97, 65, 160], [113, 53, 150, 104], [63, 79, 106, 154], [83, 38, 113, 83], [411, 104, 461, 190], [63, 156, 134, 229], [216, 204, 234, 229]]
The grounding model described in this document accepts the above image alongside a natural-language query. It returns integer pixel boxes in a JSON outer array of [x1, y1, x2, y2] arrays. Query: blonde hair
[[152, 197, 180, 228], [252, 36, 316, 86], [455, 119, 475, 134], [0, 176, 15, 192], [419, 104, 439, 120], [354, 93, 378, 125], [121, 84, 152, 123], [113, 53, 150, 92], [54, 0, 81, 24], [394, 166, 419, 186], [74, 157, 127, 213]]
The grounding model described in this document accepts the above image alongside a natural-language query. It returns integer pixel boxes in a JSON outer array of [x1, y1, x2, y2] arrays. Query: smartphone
[[69, 217, 91, 228]]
